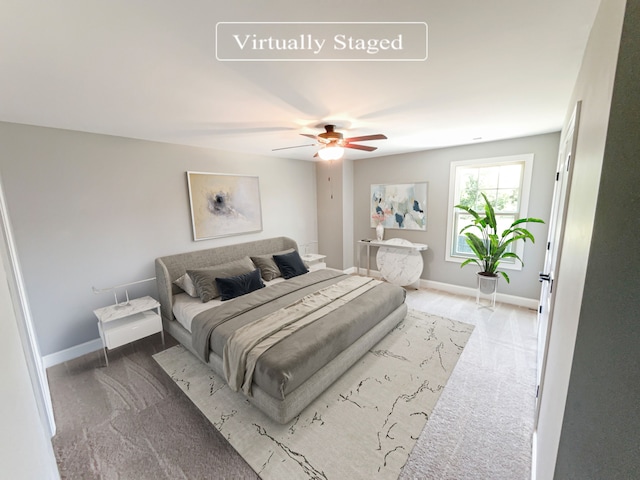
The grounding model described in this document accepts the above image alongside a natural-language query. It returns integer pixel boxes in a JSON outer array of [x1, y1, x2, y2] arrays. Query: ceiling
[[1, 0, 601, 161]]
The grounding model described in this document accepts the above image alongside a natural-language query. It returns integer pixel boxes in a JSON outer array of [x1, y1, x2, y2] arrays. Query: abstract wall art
[[370, 182, 427, 231], [187, 172, 263, 241]]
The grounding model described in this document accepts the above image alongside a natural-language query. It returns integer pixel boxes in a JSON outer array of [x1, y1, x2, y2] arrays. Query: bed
[[155, 236, 407, 424]]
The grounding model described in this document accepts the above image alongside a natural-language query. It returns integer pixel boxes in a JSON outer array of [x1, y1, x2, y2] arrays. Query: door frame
[[534, 101, 581, 429], [0, 176, 56, 436]]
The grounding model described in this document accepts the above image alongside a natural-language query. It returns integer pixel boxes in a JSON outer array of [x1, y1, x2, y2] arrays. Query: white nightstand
[[301, 253, 327, 271], [93, 295, 164, 366]]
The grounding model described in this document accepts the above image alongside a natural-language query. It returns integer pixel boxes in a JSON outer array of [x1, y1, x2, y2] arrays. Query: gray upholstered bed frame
[[155, 236, 407, 423]]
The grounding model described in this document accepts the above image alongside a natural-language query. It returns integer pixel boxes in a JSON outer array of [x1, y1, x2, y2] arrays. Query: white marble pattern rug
[[153, 309, 474, 480]]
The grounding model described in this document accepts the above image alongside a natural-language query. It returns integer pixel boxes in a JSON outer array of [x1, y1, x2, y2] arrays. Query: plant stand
[[476, 273, 498, 308]]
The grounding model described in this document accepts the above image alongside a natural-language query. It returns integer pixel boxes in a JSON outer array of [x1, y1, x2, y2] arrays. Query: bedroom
[[1, 1, 639, 479]]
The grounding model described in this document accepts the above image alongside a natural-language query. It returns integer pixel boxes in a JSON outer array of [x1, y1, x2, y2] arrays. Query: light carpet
[[153, 309, 474, 480]]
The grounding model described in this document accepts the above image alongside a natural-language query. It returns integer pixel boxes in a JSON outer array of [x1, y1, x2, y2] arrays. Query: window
[[445, 154, 534, 270]]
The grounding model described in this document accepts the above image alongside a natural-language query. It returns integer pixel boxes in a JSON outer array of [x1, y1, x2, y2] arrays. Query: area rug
[[153, 309, 474, 479]]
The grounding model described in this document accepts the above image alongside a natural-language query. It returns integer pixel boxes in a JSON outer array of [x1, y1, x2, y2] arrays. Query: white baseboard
[[355, 267, 538, 310], [420, 278, 539, 310], [42, 338, 103, 368], [44, 273, 537, 368]]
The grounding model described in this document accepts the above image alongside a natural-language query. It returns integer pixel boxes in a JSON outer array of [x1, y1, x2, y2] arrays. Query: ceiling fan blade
[[344, 144, 377, 152], [272, 143, 316, 151], [300, 133, 318, 140], [345, 134, 388, 142]]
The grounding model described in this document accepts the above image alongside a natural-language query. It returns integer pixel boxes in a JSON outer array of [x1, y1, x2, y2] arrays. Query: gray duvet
[[191, 269, 406, 401]]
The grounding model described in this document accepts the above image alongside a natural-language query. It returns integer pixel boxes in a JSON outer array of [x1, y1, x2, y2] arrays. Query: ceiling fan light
[[318, 145, 344, 161]]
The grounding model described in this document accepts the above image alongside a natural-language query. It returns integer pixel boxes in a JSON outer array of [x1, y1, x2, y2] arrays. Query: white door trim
[[0, 177, 56, 436], [534, 101, 581, 430]]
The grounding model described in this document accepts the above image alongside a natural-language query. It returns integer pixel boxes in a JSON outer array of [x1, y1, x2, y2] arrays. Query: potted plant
[[455, 193, 544, 293]]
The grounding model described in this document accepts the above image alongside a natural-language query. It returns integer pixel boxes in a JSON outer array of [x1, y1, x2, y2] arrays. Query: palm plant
[[455, 193, 544, 283]]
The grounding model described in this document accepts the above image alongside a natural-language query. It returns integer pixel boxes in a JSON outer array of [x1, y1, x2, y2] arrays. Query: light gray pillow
[[187, 256, 256, 303], [250, 248, 295, 281], [173, 273, 198, 297]]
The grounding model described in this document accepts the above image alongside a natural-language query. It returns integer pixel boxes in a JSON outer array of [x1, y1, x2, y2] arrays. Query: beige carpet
[[153, 309, 473, 479]]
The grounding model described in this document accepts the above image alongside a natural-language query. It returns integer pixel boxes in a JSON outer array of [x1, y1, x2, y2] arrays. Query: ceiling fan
[[273, 124, 387, 160]]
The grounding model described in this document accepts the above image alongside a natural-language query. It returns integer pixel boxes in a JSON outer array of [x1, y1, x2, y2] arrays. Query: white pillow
[[173, 273, 198, 297]]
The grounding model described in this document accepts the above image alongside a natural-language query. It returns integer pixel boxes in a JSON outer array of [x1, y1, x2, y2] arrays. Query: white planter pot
[[477, 273, 498, 294], [476, 273, 498, 308]]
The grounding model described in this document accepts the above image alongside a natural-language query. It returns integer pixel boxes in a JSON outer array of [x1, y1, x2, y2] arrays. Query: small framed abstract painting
[[187, 172, 263, 241], [370, 182, 427, 231]]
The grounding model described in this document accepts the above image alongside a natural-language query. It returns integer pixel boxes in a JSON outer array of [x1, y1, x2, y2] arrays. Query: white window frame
[[445, 153, 534, 271]]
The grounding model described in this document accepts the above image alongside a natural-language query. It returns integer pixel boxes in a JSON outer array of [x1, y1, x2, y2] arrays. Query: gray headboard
[[154, 236, 298, 322]]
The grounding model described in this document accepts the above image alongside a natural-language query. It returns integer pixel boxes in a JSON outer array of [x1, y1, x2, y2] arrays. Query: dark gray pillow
[[215, 268, 265, 301], [273, 250, 309, 279], [250, 248, 295, 281], [187, 256, 256, 303]]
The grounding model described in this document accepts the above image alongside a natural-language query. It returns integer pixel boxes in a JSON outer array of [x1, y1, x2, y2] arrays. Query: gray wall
[[0, 122, 318, 356], [342, 158, 354, 269], [554, 0, 640, 477], [316, 158, 355, 270], [316, 159, 344, 269], [353, 133, 559, 300], [534, 0, 628, 477]]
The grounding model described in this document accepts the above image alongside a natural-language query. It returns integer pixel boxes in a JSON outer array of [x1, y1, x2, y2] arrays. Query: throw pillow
[[187, 256, 256, 302], [250, 248, 295, 281], [173, 273, 198, 297], [215, 268, 265, 301], [273, 250, 309, 279]]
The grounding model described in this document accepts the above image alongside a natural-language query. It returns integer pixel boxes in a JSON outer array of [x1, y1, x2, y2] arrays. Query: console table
[[357, 238, 428, 287]]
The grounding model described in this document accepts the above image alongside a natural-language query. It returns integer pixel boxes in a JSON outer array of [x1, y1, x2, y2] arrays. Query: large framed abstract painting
[[370, 182, 427, 231], [187, 172, 263, 241]]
